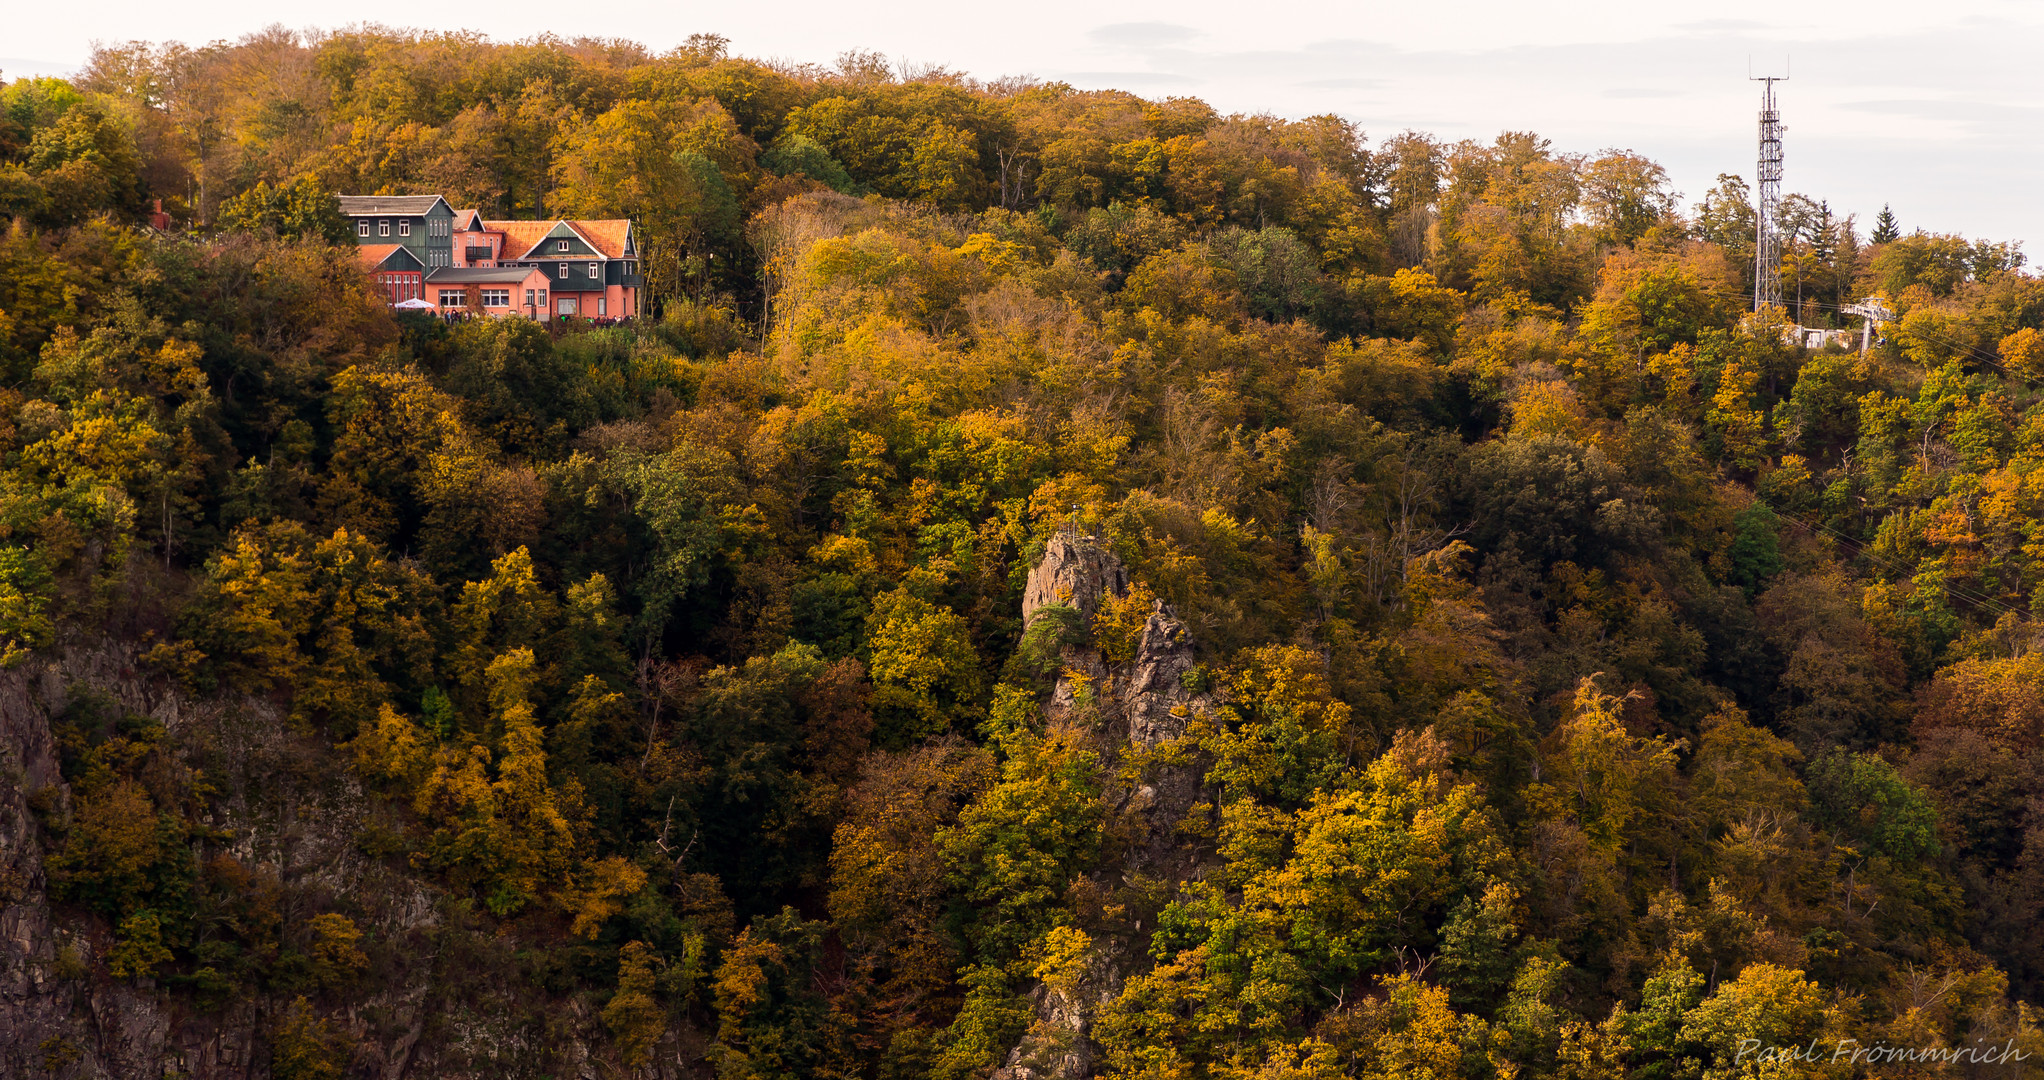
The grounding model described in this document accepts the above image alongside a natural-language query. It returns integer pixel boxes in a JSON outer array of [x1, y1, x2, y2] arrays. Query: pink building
[[343, 195, 644, 320], [426, 265, 556, 319], [450, 210, 505, 267], [457, 213, 643, 318]]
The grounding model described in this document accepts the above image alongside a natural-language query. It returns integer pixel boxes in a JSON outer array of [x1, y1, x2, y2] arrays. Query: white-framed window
[[398, 220, 410, 236], [539, 289, 548, 308], [524, 289, 535, 306], [556, 263, 568, 279], [587, 262, 599, 279], [357, 220, 370, 237], [440, 290, 466, 307], [481, 289, 510, 307], [379, 219, 390, 236], [556, 239, 570, 252], [598, 297, 606, 316], [623, 261, 635, 276]]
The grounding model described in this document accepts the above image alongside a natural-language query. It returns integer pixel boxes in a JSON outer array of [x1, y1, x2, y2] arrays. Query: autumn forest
[[2, 25, 2043, 1080]]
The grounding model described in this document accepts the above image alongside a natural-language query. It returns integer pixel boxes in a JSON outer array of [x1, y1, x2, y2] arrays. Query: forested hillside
[[3, 27, 2044, 1080]]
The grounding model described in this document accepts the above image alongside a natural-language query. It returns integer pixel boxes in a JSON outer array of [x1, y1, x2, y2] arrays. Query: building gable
[[535, 221, 598, 258], [379, 246, 425, 272], [357, 244, 425, 272]]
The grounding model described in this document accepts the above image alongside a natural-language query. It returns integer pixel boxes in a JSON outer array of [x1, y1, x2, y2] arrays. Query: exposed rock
[[1022, 534, 1128, 628], [89, 981, 170, 1077], [0, 648, 135, 1080], [0, 642, 614, 1079], [1124, 601, 1204, 751], [1027, 535, 1127, 730], [996, 542, 1221, 1080], [991, 945, 1119, 1080], [1114, 599, 1216, 890]]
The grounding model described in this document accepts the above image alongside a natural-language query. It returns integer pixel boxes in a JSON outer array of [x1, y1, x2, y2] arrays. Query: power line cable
[[1766, 507, 2030, 624]]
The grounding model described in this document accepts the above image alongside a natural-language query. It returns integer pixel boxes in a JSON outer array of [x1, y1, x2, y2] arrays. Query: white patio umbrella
[[393, 297, 437, 310]]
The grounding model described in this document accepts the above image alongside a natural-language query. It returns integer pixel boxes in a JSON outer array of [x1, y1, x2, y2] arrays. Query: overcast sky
[[7, 1, 2040, 251]]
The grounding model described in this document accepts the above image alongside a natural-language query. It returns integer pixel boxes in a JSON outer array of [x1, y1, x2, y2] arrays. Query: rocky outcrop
[[1124, 602, 1203, 751], [1026, 534, 1125, 730], [1022, 534, 1128, 629], [991, 946, 1118, 1080], [1117, 600, 1218, 894], [995, 538, 1220, 1080]]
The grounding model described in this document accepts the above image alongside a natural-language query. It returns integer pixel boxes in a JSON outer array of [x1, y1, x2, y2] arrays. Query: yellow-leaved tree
[[1530, 676, 1681, 854], [414, 647, 583, 915]]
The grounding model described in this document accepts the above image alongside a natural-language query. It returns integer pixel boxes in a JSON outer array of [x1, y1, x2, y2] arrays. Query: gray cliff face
[[0, 645, 627, 1080], [994, 538, 1217, 1080], [1124, 603, 1202, 751], [1, 661, 77, 1075], [1, 647, 175, 1079], [1026, 534, 1122, 732]]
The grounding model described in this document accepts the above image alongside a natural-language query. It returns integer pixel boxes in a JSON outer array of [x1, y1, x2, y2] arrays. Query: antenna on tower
[[1750, 66, 1788, 313]]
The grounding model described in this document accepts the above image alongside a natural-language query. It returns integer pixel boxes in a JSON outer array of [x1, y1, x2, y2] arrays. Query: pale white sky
[[7, 1, 2041, 249]]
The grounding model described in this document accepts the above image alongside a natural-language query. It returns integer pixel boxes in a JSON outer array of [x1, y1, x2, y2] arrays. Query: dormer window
[[556, 239, 570, 252]]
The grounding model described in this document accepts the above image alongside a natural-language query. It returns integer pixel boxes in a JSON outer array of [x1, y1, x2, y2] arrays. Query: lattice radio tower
[[1752, 72, 1787, 312]]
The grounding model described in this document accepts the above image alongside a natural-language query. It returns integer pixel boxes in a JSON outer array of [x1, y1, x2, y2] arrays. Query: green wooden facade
[[339, 196, 455, 268]]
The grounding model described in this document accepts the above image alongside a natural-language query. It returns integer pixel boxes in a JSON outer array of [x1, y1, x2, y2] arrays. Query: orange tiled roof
[[484, 218, 633, 259], [356, 243, 407, 268], [572, 220, 633, 259], [486, 220, 557, 259]]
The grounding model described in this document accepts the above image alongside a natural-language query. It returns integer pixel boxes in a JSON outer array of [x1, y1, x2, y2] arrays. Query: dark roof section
[[425, 266, 549, 284], [338, 195, 449, 216]]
